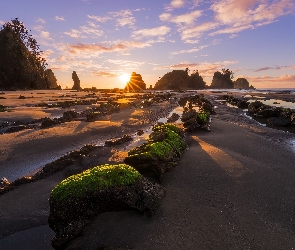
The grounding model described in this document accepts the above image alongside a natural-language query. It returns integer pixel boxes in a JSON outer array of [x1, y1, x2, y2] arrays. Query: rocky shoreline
[[1, 90, 295, 249]]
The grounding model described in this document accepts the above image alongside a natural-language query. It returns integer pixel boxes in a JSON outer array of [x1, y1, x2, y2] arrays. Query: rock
[[181, 109, 197, 122], [41, 117, 59, 128], [202, 102, 213, 113], [248, 101, 264, 114], [0, 177, 10, 187], [125, 72, 146, 92], [105, 135, 133, 146], [86, 111, 102, 122], [154, 69, 206, 90], [5, 125, 28, 133], [183, 118, 200, 131], [62, 110, 79, 121], [136, 130, 144, 136], [167, 113, 180, 123], [267, 117, 291, 127], [236, 100, 249, 109], [124, 124, 187, 180], [234, 78, 250, 89], [257, 109, 275, 118], [210, 70, 234, 89], [48, 164, 165, 249], [72, 71, 81, 90]]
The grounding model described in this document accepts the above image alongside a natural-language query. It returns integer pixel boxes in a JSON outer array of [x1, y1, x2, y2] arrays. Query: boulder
[[48, 164, 165, 249], [248, 101, 264, 114]]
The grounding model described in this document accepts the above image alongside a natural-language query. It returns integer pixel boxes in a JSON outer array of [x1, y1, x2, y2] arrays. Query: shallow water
[[246, 98, 295, 109]]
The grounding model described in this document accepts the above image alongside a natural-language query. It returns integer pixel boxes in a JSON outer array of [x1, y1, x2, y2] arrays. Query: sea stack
[[125, 72, 146, 92], [72, 71, 81, 90], [234, 78, 250, 89]]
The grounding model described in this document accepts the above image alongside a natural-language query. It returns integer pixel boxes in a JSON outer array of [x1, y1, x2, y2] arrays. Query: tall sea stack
[[72, 71, 81, 90]]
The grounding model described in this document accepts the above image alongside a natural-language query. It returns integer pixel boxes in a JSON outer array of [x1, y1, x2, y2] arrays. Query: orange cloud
[[67, 41, 151, 55], [248, 74, 295, 82], [91, 71, 119, 77]]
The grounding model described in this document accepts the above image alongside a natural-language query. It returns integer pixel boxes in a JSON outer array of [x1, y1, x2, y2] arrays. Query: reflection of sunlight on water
[[246, 98, 295, 109]]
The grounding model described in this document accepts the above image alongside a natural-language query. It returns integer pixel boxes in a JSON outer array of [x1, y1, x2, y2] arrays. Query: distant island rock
[[210, 69, 234, 89], [0, 18, 60, 90], [234, 78, 249, 89], [125, 72, 146, 92], [154, 69, 206, 90]]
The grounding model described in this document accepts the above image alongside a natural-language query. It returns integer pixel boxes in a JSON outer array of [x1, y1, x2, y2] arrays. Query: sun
[[119, 73, 130, 84]]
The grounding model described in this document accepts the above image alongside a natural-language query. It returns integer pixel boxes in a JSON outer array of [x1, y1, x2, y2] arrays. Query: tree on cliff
[[154, 69, 206, 90], [0, 18, 52, 89], [210, 69, 234, 89]]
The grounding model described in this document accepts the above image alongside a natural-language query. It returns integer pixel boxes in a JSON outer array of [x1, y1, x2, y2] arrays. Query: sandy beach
[[1, 90, 295, 249]]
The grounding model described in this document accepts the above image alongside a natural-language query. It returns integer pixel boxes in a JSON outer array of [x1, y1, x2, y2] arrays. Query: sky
[[0, 0, 295, 89]]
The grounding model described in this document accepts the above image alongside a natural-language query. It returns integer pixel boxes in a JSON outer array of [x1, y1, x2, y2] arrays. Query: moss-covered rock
[[48, 164, 165, 249], [124, 124, 187, 180]]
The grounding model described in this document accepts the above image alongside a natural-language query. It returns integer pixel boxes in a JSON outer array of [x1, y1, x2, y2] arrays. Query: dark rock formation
[[125, 72, 146, 92], [154, 69, 206, 90], [0, 24, 49, 89], [234, 78, 250, 89], [45, 69, 60, 89], [210, 69, 234, 89], [48, 165, 165, 249], [72, 71, 81, 90], [104, 135, 133, 146]]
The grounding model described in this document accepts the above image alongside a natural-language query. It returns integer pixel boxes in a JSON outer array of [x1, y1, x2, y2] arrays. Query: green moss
[[197, 111, 210, 124], [152, 124, 186, 154], [0, 104, 8, 112], [51, 164, 140, 201], [153, 123, 182, 136], [127, 124, 186, 161]]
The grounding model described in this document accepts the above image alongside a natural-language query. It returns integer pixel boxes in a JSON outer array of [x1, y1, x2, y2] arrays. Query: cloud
[[106, 59, 145, 69], [40, 31, 51, 39], [109, 9, 136, 28], [211, 0, 295, 31], [36, 18, 46, 24], [171, 45, 208, 55], [87, 15, 111, 23], [91, 71, 119, 77], [248, 74, 295, 83], [65, 29, 83, 38], [181, 22, 219, 40], [209, 24, 254, 36], [132, 26, 171, 39], [160, 10, 202, 25], [67, 40, 151, 56], [65, 22, 104, 39], [171, 0, 185, 8], [42, 49, 54, 59], [55, 16, 65, 21], [253, 65, 290, 72]]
